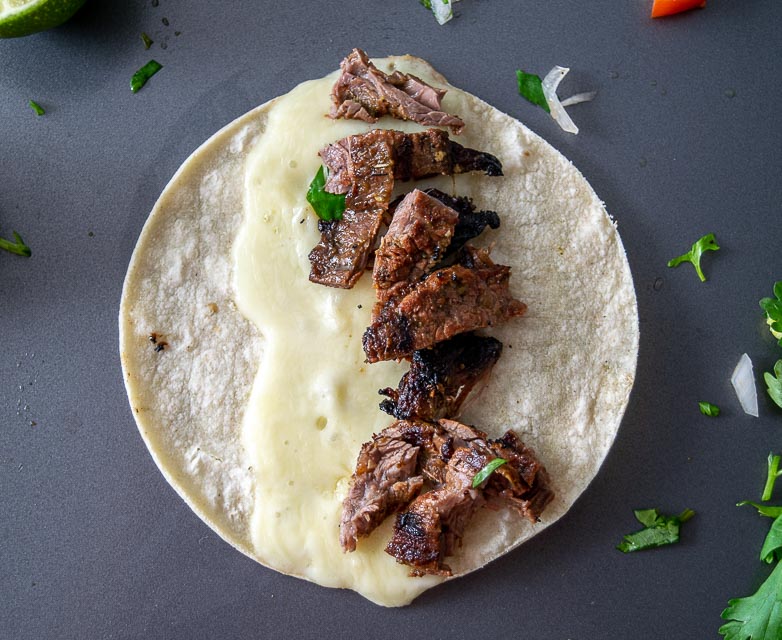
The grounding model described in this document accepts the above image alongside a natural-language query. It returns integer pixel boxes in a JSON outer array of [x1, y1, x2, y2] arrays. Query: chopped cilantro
[[762, 453, 782, 502], [667, 233, 720, 282], [516, 70, 550, 113], [29, 100, 44, 116], [131, 60, 163, 93], [141, 32, 153, 50], [616, 508, 694, 553], [699, 401, 720, 417], [719, 559, 782, 639], [0, 230, 31, 257], [760, 516, 782, 564], [760, 282, 782, 346], [471, 458, 507, 488], [420, 0, 432, 8], [737, 501, 782, 519], [765, 360, 782, 409], [306, 166, 346, 222]]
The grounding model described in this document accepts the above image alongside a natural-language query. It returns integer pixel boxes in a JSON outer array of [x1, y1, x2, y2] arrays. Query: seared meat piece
[[423, 188, 501, 260], [373, 189, 459, 303], [386, 447, 487, 576], [385, 419, 554, 575], [379, 333, 502, 421], [330, 48, 466, 134], [309, 130, 395, 289], [363, 246, 527, 362], [310, 129, 502, 289], [339, 421, 425, 552]]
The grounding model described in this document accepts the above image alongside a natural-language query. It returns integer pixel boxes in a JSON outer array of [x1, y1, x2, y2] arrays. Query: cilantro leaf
[[516, 70, 550, 113], [420, 0, 432, 8], [141, 32, 153, 50], [29, 100, 45, 116], [131, 60, 163, 93], [719, 559, 782, 639], [471, 458, 507, 488], [760, 516, 782, 564], [306, 166, 346, 222], [667, 233, 720, 282], [737, 501, 782, 519], [759, 282, 782, 347], [616, 508, 695, 553], [699, 401, 720, 417], [764, 360, 782, 410], [0, 230, 31, 257], [763, 453, 782, 502]]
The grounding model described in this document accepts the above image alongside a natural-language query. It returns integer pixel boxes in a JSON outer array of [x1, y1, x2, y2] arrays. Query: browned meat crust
[[340, 418, 554, 576], [363, 246, 527, 362], [373, 189, 459, 304], [309, 129, 502, 289], [379, 333, 502, 422], [339, 421, 425, 552], [422, 188, 501, 259], [329, 48, 466, 134]]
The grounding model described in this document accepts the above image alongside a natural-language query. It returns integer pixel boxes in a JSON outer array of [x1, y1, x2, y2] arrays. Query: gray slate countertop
[[2, 1, 781, 638]]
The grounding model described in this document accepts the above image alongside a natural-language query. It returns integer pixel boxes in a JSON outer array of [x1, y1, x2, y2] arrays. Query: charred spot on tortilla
[[148, 332, 168, 352], [330, 48, 465, 134], [308, 129, 503, 290]]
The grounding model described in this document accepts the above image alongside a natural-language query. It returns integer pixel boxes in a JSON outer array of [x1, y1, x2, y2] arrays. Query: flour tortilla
[[119, 55, 638, 604]]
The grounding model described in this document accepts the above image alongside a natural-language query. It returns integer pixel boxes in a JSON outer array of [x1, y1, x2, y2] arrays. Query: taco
[[119, 53, 638, 606]]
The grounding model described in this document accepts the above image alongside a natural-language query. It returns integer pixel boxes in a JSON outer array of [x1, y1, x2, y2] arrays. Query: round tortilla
[[119, 55, 638, 605]]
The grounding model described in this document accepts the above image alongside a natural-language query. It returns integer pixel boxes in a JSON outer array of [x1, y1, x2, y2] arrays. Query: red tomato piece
[[651, 0, 706, 18]]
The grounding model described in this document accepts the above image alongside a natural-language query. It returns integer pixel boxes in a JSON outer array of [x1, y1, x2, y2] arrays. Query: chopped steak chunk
[[373, 189, 459, 303], [423, 188, 501, 259], [330, 48, 466, 133], [380, 333, 502, 421], [384, 418, 554, 575], [310, 129, 502, 289], [363, 246, 527, 362], [341, 418, 554, 574], [339, 421, 424, 552]]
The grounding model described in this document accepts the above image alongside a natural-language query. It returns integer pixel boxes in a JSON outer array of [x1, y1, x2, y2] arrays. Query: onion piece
[[731, 353, 759, 417], [542, 66, 580, 134], [560, 91, 597, 107], [431, 0, 459, 25]]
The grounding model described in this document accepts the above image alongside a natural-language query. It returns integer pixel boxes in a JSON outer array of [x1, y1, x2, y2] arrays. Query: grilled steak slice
[[310, 130, 502, 289], [385, 419, 554, 575], [423, 188, 501, 259], [330, 48, 466, 134], [339, 421, 425, 552], [363, 246, 527, 362], [379, 333, 502, 421], [373, 189, 459, 304]]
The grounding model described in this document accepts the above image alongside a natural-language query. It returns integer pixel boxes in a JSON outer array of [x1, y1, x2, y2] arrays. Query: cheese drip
[[233, 74, 445, 605]]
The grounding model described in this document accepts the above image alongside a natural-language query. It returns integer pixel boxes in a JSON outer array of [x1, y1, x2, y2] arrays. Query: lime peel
[[0, 0, 86, 38]]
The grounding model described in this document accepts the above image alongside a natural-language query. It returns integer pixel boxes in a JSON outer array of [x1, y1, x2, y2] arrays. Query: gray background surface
[[2, 1, 781, 638]]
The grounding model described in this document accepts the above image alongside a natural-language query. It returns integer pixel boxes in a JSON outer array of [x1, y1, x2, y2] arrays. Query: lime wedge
[[0, 0, 86, 38]]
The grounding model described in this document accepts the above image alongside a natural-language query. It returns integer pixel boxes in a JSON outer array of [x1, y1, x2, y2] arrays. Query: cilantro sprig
[[723, 452, 782, 639], [306, 166, 346, 222], [759, 282, 782, 346], [667, 233, 720, 282], [616, 508, 695, 553], [516, 70, 550, 113], [471, 458, 507, 488], [764, 360, 782, 409], [0, 230, 32, 257]]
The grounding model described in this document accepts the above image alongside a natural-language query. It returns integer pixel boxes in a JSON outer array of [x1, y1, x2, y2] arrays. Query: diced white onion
[[542, 66, 580, 134], [432, 0, 458, 25], [560, 91, 598, 107], [731, 353, 759, 417]]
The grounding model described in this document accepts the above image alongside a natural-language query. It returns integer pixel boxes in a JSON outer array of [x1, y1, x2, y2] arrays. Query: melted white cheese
[[232, 74, 444, 605]]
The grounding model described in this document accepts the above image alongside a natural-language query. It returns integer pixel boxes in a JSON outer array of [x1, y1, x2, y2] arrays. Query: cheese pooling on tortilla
[[120, 56, 638, 608]]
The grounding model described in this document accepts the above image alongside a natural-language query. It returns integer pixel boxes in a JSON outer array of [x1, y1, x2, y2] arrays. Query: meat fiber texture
[[119, 56, 639, 604]]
